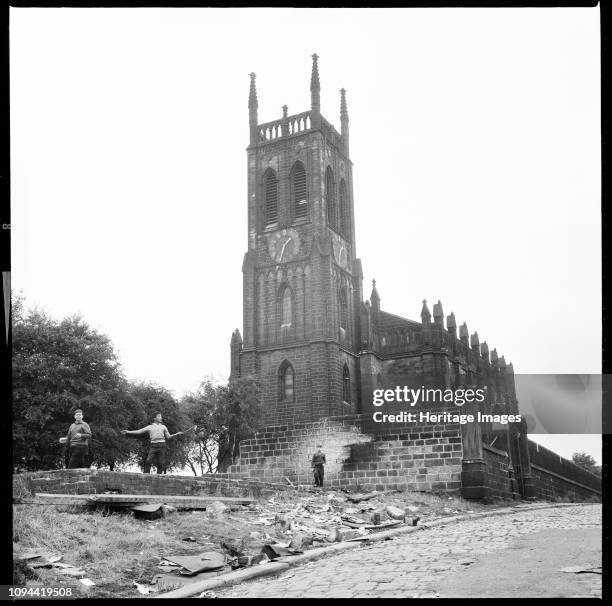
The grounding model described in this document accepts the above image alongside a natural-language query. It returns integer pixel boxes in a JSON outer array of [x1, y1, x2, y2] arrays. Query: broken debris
[[346, 491, 380, 504], [131, 503, 165, 520], [206, 501, 229, 518], [163, 552, 226, 575]]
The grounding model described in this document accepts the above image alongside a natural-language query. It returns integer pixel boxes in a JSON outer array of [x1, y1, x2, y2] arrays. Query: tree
[[125, 382, 193, 473], [180, 376, 261, 474], [571, 452, 600, 475], [180, 379, 223, 475], [78, 389, 146, 470], [12, 304, 130, 470], [216, 376, 262, 472]]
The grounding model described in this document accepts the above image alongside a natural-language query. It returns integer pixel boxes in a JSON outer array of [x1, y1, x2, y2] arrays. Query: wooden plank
[[31, 493, 254, 509]]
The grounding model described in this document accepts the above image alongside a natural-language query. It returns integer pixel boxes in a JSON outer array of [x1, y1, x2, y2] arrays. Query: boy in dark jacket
[[65, 409, 92, 468]]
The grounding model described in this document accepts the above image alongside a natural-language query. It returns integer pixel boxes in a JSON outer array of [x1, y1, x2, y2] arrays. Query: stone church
[[225, 56, 600, 502]]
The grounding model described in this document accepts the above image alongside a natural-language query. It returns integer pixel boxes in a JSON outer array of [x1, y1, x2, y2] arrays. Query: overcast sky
[[10, 7, 601, 463]]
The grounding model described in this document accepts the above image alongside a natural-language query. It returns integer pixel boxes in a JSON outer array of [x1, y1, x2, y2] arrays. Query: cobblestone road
[[218, 504, 602, 599]]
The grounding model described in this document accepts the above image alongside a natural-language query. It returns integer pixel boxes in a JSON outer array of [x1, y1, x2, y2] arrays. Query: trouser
[[68, 444, 89, 469], [145, 443, 167, 474], [313, 465, 324, 487]]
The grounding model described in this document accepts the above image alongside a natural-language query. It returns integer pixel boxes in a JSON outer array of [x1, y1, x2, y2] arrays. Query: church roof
[[377, 310, 421, 332]]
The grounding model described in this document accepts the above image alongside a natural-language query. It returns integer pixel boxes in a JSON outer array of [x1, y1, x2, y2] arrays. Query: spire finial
[[249, 73, 257, 110], [248, 72, 259, 144], [370, 279, 380, 312], [421, 299, 431, 323], [340, 88, 348, 116], [310, 53, 320, 114], [282, 104, 288, 118], [340, 87, 350, 155]]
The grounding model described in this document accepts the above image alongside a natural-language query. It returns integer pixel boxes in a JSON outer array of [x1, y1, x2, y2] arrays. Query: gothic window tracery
[[339, 178, 349, 237], [339, 288, 348, 331], [326, 167, 337, 229]]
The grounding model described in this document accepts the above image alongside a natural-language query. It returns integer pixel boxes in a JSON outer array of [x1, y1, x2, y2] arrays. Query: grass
[[10, 488, 530, 598], [13, 505, 211, 598], [12, 503, 288, 598]]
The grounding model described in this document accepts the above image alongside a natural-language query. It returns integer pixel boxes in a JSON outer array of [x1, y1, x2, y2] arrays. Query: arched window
[[280, 286, 292, 327], [264, 169, 278, 226], [326, 167, 336, 229], [279, 360, 295, 401], [343, 364, 351, 403], [339, 179, 349, 237], [291, 161, 308, 220], [339, 288, 348, 331]]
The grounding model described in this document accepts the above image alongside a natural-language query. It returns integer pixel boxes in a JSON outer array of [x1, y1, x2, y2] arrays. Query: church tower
[[231, 55, 364, 427]]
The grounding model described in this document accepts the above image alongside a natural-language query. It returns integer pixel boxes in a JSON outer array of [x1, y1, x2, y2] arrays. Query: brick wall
[[482, 445, 516, 499], [227, 416, 372, 486], [226, 415, 463, 492], [13, 469, 290, 500], [336, 424, 463, 492], [529, 465, 600, 502], [528, 440, 601, 501]]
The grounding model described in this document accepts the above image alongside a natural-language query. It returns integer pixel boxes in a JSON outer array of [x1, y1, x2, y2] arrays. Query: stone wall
[[528, 440, 601, 501], [226, 416, 373, 486], [482, 445, 517, 499], [337, 425, 463, 492], [226, 415, 463, 491], [13, 469, 289, 500]]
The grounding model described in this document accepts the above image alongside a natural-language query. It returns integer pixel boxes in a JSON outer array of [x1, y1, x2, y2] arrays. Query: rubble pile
[[139, 488, 476, 595]]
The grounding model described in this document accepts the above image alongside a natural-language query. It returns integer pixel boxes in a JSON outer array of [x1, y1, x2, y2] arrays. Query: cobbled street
[[218, 504, 602, 599]]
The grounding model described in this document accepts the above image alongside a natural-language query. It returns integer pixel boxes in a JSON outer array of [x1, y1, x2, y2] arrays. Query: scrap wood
[[163, 552, 226, 575], [341, 514, 367, 525], [14, 550, 62, 566], [341, 520, 402, 531], [346, 491, 380, 504]]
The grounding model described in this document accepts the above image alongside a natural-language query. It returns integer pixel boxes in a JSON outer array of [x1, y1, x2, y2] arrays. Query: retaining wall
[[13, 469, 289, 500], [528, 440, 601, 501]]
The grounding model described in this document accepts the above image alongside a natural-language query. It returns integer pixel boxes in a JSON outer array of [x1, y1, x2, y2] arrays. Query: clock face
[[266, 229, 300, 263]]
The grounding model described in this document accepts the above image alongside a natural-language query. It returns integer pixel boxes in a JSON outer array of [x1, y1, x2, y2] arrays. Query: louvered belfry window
[[293, 162, 307, 219], [326, 167, 336, 229], [264, 170, 278, 226], [339, 179, 349, 236]]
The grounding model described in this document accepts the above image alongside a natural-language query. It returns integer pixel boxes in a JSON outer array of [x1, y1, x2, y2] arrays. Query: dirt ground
[[13, 487, 499, 598]]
